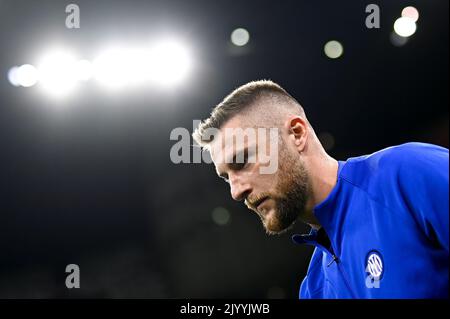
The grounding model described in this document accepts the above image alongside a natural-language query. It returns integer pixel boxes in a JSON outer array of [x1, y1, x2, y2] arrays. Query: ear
[[285, 116, 308, 152]]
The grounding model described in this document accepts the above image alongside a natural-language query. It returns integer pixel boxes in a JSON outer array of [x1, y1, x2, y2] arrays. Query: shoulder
[[340, 142, 449, 188], [374, 142, 448, 166]]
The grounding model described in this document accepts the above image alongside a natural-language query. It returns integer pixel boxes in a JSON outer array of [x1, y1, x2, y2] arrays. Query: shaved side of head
[[193, 80, 307, 148]]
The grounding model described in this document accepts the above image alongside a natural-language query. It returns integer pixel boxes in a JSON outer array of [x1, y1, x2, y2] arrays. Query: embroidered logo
[[365, 250, 383, 288]]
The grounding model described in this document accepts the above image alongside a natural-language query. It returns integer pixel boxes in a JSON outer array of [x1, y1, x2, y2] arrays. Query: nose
[[229, 174, 252, 202]]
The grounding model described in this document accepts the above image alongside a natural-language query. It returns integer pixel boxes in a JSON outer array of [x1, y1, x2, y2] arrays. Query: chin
[[263, 218, 294, 236]]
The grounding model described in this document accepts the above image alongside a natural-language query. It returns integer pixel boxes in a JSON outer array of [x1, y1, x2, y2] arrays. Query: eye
[[234, 162, 246, 170], [230, 150, 249, 171]]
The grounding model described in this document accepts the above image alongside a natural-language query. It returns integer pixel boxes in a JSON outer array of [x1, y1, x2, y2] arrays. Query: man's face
[[210, 116, 311, 235]]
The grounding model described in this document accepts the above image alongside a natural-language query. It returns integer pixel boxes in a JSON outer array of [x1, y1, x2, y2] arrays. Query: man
[[192, 80, 449, 298]]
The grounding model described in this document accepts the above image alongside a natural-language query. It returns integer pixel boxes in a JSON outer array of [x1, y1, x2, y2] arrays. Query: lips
[[253, 196, 269, 211]]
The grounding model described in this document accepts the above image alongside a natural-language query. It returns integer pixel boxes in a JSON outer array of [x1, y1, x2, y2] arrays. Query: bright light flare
[[147, 40, 192, 86], [231, 28, 250, 47], [394, 17, 417, 37], [94, 41, 192, 88], [8, 39, 193, 92], [74, 59, 93, 81], [8, 66, 21, 87], [402, 6, 419, 23], [16, 64, 39, 87], [93, 48, 133, 88], [324, 40, 344, 59], [37, 50, 78, 96]]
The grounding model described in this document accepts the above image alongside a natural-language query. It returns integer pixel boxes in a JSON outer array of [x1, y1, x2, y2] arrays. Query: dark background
[[0, 0, 447, 298]]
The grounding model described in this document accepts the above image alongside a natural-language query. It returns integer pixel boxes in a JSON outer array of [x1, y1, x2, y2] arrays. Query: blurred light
[[16, 64, 39, 87], [94, 41, 192, 88], [148, 40, 192, 86], [211, 207, 231, 226], [324, 40, 344, 59], [38, 50, 78, 96], [93, 48, 129, 88], [231, 28, 250, 47], [74, 59, 93, 81], [9, 38, 193, 92], [401, 6, 419, 23], [394, 17, 417, 37], [8, 66, 20, 87], [390, 31, 409, 47]]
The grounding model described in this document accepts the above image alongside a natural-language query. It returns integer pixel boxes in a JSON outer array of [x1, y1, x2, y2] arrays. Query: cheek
[[257, 172, 280, 192], [273, 163, 294, 192], [249, 158, 283, 192]]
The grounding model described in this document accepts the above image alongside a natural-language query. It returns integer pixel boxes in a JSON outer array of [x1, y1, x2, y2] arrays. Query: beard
[[261, 147, 311, 235]]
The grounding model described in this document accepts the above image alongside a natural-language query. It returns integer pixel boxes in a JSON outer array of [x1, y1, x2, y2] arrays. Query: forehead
[[209, 116, 255, 167]]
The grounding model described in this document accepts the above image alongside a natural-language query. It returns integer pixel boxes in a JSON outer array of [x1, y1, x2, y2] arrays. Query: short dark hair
[[193, 80, 303, 146]]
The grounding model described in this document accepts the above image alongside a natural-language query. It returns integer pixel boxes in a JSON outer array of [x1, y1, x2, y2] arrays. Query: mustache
[[245, 193, 270, 210]]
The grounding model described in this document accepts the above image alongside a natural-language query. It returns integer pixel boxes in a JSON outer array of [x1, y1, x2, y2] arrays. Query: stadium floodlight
[[37, 50, 78, 97], [8, 66, 21, 87], [74, 59, 93, 81], [147, 40, 192, 86], [13, 64, 39, 87], [8, 38, 193, 93], [93, 47, 132, 89]]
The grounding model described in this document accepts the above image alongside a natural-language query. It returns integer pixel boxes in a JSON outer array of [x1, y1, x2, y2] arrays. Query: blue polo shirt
[[293, 142, 449, 298]]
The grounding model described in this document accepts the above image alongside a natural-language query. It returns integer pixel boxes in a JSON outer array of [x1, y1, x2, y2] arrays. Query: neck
[[304, 152, 339, 229]]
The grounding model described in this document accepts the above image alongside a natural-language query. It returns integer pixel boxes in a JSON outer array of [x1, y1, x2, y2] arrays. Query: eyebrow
[[218, 147, 249, 180]]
